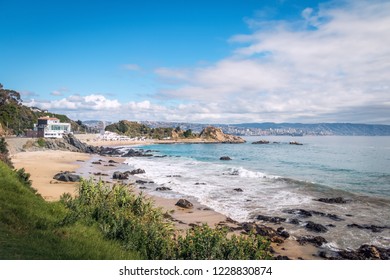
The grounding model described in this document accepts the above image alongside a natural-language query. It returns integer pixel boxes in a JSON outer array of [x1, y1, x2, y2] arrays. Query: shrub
[[61, 179, 272, 260], [37, 138, 46, 147]]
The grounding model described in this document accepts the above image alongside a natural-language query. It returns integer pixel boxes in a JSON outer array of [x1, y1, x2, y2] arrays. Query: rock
[[108, 159, 118, 163], [220, 156, 232, 160], [256, 215, 287, 224], [274, 255, 290, 260], [112, 171, 128, 180], [315, 197, 348, 204], [334, 245, 390, 260], [287, 218, 301, 225], [91, 161, 102, 165], [135, 179, 153, 184], [283, 208, 343, 221], [233, 188, 243, 192], [121, 149, 153, 157], [305, 221, 328, 233], [175, 199, 194, 209], [289, 141, 303, 145], [195, 182, 206, 185], [167, 175, 182, 178], [199, 126, 246, 143], [156, 187, 172, 191], [252, 140, 270, 144], [53, 171, 81, 182], [347, 223, 389, 233], [129, 168, 146, 175], [297, 235, 328, 247], [283, 209, 312, 218], [276, 227, 290, 238]]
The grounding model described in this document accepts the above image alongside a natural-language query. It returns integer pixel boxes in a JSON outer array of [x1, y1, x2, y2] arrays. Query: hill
[[106, 120, 245, 142], [0, 83, 82, 135]]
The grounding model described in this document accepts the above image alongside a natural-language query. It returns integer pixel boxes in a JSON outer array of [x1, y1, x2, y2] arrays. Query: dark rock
[[297, 235, 328, 247], [175, 199, 194, 209], [93, 172, 108, 176], [220, 156, 232, 160], [53, 171, 81, 182], [128, 168, 146, 175], [256, 215, 287, 224], [108, 159, 118, 163], [135, 179, 154, 184], [156, 187, 172, 191], [305, 221, 328, 233], [283, 209, 312, 218], [112, 171, 129, 180], [284, 208, 343, 221], [233, 188, 243, 192], [287, 218, 301, 225], [121, 148, 153, 157], [289, 141, 303, 145], [316, 197, 348, 204], [347, 223, 389, 233], [91, 161, 102, 165], [332, 244, 390, 260], [167, 175, 182, 178], [195, 182, 206, 185], [252, 140, 270, 144], [139, 186, 147, 189]]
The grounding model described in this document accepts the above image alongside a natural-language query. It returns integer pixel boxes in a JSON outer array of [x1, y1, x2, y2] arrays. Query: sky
[[1, 0, 390, 124]]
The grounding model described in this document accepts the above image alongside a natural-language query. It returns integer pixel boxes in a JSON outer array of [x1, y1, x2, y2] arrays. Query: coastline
[[8, 142, 320, 260]]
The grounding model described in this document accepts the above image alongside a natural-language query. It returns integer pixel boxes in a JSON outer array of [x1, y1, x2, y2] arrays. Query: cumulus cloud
[[154, 0, 390, 123]]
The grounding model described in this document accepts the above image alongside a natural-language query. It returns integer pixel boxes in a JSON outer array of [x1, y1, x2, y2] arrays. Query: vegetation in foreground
[[61, 179, 272, 260], [1, 136, 271, 259]]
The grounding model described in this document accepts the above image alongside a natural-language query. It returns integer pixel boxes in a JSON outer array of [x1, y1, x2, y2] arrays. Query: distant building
[[35, 116, 71, 138]]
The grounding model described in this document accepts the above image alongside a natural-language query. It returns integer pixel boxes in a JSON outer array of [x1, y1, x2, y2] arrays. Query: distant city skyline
[[1, 0, 389, 124]]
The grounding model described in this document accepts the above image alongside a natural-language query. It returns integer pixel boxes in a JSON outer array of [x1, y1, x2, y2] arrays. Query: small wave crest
[[225, 167, 279, 179]]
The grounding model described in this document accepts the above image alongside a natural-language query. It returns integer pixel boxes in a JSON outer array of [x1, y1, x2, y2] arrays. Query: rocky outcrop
[[175, 199, 194, 209], [315, 197, 349, 204], [113, 171, 129, 180], [199, 126, 246, 143], [305, 221, 328, 233], [53, 171, 81, 182], [347, 223, 389, 233], [220, 156, 232, 160], [320, 244, 390, 260], [297, 235, 327, 247], [252, 140, 270, 144]]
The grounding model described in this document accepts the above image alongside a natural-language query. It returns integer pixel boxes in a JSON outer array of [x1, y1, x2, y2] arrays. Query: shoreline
[[9, 145, 320, 259]]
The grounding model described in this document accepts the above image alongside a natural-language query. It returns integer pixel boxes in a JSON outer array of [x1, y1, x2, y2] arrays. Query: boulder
[[53, 171, 81, 182], [252, 140, 270, 144], [220, 156, 232, 160], [315, 197, 348, 204], [347, 223, 389, 233], [129, 168, 146, 175], [175, 199, 194, 209], [305, 221, 328, 233], [156, 187, 172, 191], [297, 235, 328, 247], [112, 171, 129, 180], [256, 215, 287, 224], [233, 188, 243, 192]]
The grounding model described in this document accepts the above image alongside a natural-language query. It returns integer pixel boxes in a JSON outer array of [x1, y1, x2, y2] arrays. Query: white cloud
[[153, 0, 390, 124]]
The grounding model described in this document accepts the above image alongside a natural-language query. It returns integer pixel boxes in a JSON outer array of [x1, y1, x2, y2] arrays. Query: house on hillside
[[34, 116, 71, 138]]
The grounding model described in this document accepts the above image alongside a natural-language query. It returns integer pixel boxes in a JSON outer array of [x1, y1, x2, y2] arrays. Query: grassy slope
[[0, 161, 139, 260]]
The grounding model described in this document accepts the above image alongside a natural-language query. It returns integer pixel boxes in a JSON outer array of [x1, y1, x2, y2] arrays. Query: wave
[[224, 167, 279, 179]]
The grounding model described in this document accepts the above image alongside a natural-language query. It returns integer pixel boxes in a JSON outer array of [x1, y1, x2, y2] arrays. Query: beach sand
[[10, 147, 319, 259]]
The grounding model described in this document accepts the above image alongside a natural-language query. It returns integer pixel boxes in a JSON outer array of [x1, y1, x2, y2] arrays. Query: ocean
[[122, 136, 390, 251]]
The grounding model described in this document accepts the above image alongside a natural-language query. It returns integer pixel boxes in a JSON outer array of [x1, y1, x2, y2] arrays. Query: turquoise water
[[123, 136, 390, 250]]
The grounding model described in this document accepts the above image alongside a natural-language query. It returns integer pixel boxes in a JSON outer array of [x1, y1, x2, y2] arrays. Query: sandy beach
[[8, 137, 319, 259]]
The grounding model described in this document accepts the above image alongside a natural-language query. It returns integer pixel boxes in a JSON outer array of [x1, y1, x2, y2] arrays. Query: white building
[[36, 116, 71, 138]]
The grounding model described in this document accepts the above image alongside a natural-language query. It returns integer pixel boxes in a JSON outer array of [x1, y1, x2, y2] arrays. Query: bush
[[37, 138, 46, 147], [61, 179, 272, 260]]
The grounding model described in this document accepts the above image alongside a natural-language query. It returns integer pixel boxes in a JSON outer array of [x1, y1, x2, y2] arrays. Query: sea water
[[123, 136, 390, 250]]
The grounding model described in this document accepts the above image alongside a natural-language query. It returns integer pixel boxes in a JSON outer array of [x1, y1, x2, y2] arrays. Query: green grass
[[0, 161, 140, 259]]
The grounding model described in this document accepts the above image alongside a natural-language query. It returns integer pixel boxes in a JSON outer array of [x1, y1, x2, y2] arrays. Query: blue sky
[[1, 0, 389, 124]]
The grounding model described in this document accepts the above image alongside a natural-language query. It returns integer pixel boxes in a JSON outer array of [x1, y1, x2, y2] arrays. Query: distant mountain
[[140, 121, 390, 136], [231, 122, 390, 136]]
